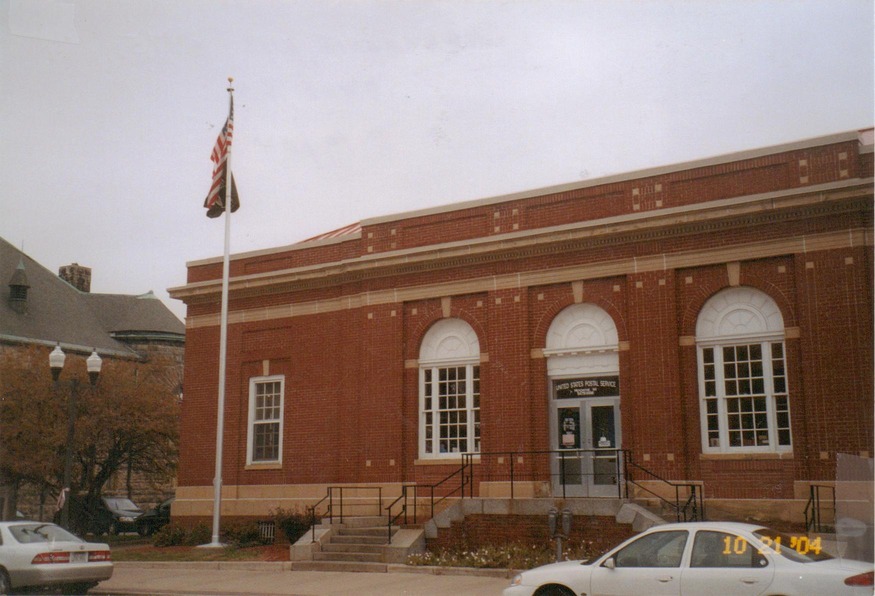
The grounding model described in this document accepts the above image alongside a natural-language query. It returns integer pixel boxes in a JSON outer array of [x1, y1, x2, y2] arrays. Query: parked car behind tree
[[136, 498, 173, 537], [55, 495, 143, 536]]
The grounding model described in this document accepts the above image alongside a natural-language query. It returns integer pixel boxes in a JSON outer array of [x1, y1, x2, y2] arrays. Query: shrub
[[222, 522, 268, 548], [186, 523, 212, 546], [153, 522, 212, 547], [153, 524, 187, 547], [272, 508, 311, 544]]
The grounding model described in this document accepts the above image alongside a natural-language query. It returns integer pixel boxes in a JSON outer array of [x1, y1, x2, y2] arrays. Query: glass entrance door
[[551, 378, 621, 497], [588, 403, 620, 496]]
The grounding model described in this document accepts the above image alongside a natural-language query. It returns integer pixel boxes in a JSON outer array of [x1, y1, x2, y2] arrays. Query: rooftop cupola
[[8, 258, 30, 314]]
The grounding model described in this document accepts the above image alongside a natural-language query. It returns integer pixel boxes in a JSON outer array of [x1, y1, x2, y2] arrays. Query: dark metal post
[[56, 378, 77, 531], [510, 453, 515, 500]]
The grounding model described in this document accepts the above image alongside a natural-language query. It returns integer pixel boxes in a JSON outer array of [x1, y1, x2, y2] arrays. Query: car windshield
[[752, 528, 834, 563], [104, 498, 140, 511], [10, 524, 82, 544]]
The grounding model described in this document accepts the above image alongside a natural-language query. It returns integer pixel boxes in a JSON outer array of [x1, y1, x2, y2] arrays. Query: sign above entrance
[[555, 376, 620, 399]]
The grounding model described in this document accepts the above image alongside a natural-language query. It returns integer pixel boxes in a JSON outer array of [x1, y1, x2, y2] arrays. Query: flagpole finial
[[227, 77, 234, 93]]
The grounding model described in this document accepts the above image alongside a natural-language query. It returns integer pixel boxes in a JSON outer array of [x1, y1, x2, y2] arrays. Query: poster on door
[[558, 408, 580, 449]]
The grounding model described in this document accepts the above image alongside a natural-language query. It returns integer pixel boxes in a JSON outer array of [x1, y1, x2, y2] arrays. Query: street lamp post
[[49, 344, 101, 530]]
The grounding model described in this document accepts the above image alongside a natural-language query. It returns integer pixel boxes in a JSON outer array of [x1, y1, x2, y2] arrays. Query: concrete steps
[[291, 515, 427, 567], [309, 517, 399, 567]]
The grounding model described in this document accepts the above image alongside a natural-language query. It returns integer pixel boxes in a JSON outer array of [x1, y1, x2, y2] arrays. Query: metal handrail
[[308, 485, 384, 543], [804, 484, 836, 533], [385, 460, 473, 542], [623, 452, 705, 521], [307, 494, 330, 543], [319, 448, 706, 543], [463, 448, 626, 499]]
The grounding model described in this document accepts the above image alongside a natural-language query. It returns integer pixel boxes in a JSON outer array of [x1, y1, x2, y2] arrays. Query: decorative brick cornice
[[170, 180, 872, 312]]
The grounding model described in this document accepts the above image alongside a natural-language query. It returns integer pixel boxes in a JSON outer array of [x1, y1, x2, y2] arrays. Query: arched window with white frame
[[696, 287, 791, 454], [419, 318, 481, 458]]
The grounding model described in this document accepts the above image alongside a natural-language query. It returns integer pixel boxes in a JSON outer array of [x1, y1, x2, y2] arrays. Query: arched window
[[696, 287, 791, 453], [419, 319, 481, 458]]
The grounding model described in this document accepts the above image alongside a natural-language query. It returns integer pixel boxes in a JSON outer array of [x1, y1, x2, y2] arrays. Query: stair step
[[291, 560, 388, 573], [332, 534, 388, 545], [337, 526, 393, 537], [320, 516, 386, 528], [314, 551, 384, 563], [322, 543, 384, 554]]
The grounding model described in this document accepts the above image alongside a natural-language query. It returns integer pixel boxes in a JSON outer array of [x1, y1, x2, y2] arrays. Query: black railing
[[462, 449, 626, 499], [623, 451, 704, 522], [804, 484, 836, 533], [385, 461, 472, 543], [313, 449, 705, 542], [307, 486, 383, 543]]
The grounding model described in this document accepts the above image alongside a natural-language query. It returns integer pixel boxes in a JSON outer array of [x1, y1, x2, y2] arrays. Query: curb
[[113, 560, 515, 577]]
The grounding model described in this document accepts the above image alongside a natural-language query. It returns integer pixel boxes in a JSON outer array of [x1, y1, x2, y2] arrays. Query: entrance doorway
[[544, 303, 622, 498], [551, 380, 621, 497]]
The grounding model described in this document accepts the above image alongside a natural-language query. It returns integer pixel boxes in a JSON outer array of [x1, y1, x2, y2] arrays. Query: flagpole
[[207, 77, 234, 548]]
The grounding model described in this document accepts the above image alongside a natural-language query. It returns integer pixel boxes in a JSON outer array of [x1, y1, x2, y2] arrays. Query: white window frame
[[247, 375, 285, 465], [418, 318, 481, 460], [695, 287, 791, 455], [697, 340, 791, 454], [419, 362, 481, 459]]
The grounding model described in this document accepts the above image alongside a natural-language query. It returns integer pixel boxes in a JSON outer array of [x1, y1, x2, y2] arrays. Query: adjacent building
[[170, 130, 873, 526], [0, 237, 185, 519]]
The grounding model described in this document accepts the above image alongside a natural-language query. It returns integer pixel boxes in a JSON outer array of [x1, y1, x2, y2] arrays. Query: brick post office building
[[170, 130, 872, 526]]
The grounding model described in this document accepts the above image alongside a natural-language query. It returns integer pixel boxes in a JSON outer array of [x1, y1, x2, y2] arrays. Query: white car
[[0, 521, 113, 594], [505, 521, 873, 596]]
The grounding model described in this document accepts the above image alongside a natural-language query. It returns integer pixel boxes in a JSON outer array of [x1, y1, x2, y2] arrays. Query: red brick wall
[[428, 514, 637, 554], [178, 133, 873, 509]]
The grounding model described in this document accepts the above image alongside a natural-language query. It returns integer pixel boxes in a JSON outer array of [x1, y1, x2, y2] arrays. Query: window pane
[[691, 531, 767, 568], [253, 422, 279, 461], [614, 531, 688, 568]]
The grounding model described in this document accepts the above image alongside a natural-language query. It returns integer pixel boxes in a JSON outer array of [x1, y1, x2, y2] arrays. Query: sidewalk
[[93, 562, 513, 595]]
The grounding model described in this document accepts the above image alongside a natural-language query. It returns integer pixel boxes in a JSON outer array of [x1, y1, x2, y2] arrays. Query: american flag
[[204, 96, 240, 218]]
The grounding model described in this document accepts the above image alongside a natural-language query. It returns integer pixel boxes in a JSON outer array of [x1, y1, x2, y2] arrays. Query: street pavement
[[92, 562, 512, 595]]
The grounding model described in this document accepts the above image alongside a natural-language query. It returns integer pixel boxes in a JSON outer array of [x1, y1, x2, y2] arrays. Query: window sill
[[415, 456, 480, 466], [700, 452, 793, 461], [245, 462, 283, 470]]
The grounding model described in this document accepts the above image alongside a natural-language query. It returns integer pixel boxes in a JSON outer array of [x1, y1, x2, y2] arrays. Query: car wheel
[[0, 568, 11, 595], [109, 522, 120, 535], [534, 585, 575, 596], [137, 522, 151, 537]]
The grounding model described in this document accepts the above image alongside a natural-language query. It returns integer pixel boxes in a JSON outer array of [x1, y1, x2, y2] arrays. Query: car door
[[681, 529, 775, 595], [590, 529, 688, 596]]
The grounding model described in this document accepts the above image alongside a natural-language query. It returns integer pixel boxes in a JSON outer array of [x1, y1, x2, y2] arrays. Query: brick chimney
[[59, 263, 91, 293]]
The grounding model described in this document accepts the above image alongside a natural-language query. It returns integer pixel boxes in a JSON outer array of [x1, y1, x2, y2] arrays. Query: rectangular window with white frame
[[699, 341, 791, 453], [247, 376, 284, 465]]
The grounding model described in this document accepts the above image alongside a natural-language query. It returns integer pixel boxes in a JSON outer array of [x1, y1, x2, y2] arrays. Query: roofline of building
[[169, 176, 873, 303], [363, 129, 874, 226], [0, 334, 142, 360], [180, 128, 873, 270]]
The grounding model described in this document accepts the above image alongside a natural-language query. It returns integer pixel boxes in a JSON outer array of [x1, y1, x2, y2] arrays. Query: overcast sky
[[1, 0, 872, 322]]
